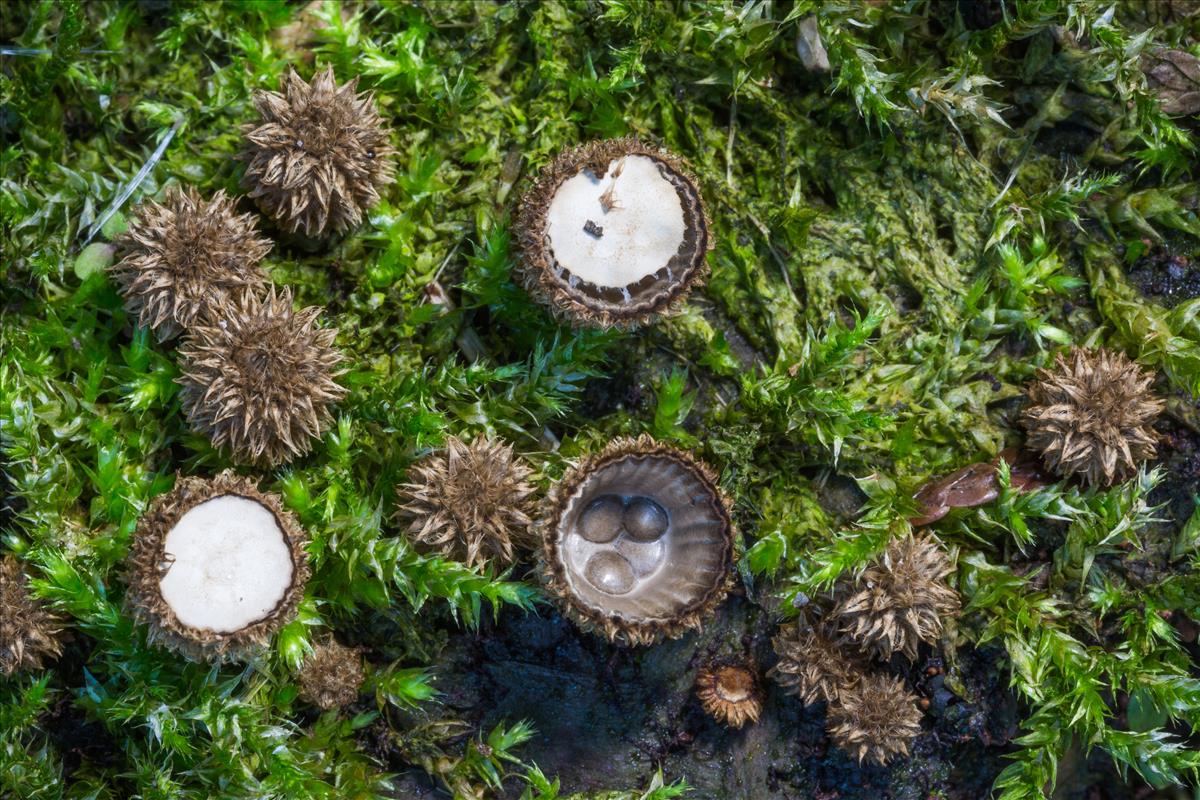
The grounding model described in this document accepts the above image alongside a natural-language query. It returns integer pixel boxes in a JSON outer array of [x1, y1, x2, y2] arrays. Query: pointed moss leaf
[[1128, 687, 1170, 732], [1172, 501, 1200, 560], [73, 243, 115, 280], [746, 530, 786, 575], [372, 666, 436, 710], [100, 210, 127, 239], [277, 618, 313, 672]]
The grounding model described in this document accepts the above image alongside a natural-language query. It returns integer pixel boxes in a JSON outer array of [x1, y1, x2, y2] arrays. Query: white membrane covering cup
[[545, 154, 686, 289], [158, 495, 294, 632]]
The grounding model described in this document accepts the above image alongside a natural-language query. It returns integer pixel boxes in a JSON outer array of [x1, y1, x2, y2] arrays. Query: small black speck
[[584, 220, 603, 238], [366, 150, 375, 159]]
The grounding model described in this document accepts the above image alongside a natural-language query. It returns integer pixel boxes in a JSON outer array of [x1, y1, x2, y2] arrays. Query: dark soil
[[42, 694, 124, 778], [1156, 413, 1200, 532], [375, 594, 1020, 800], [1126, 244, 1200, 309], [38, 635, 127, 790]]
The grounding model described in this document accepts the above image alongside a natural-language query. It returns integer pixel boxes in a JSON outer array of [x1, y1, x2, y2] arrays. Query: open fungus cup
[[696, 659, 763, 729], [516, 138, 712, 329], [125, 471, 310, 663], [542, 435, 734, 645]]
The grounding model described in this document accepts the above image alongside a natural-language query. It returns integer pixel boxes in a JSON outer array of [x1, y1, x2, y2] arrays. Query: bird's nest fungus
[[124, 471, 310, 663], [541, 435, 734, 645], [515, 138, 712, 329]]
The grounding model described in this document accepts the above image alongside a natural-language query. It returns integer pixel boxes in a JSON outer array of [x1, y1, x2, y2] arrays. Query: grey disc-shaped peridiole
[[543, 436, 734, 645]]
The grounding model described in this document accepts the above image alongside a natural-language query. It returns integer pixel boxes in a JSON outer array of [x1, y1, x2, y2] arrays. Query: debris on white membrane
[[546, 155, 687, 289], [158, 495, 295, 632], [515, 138, 711, 329]]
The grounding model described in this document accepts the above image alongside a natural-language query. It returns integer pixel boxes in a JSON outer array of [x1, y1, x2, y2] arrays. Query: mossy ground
[[3, 2, 1200, 799]]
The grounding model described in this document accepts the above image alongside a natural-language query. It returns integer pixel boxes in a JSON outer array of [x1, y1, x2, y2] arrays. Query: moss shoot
[[3, 2, 1200, 799]]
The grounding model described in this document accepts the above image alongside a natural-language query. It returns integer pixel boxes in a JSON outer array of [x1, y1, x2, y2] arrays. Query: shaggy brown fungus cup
[[696, 660, 763, 728], [830, 535, 960, 661], [298, 639, 366, 710], [826, 673, 923, 766], [177, 286, 347, 466], [1021, 346, 1163, 487], [241, 65, 395, 237], [125, 471, 310, 663], [0, 555, 64, 676], [112, 185, 271, 341], [542, 435, 734, 645], [770, 620, 868, 707], [396, 435, 537, 570], [515, 138, 711, 329]]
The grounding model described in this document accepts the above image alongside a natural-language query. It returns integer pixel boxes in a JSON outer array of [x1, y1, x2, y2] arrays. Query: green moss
[[3, 1, 1200, 798]]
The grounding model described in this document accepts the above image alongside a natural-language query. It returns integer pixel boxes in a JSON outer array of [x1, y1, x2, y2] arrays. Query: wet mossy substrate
[[7, 3, 1200, 797], [368, 596, 1010, 799], [1127, 238, 1200, 310], [374, 590, 1197, 800], [359, 374, 1200, 800]]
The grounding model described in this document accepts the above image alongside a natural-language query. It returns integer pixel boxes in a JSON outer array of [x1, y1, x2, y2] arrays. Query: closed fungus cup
[[1, 555, 64, 676], [242, 65, 395, 237], [542, 435, 734, 645], [177, 286, 347, 466], [298, 639, 366, 711], [125, 471, 310, 663], [515, 138, 712, 329]]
